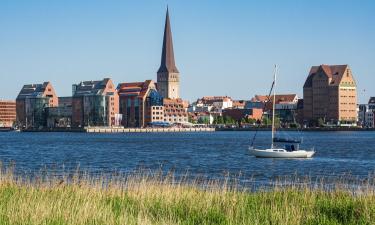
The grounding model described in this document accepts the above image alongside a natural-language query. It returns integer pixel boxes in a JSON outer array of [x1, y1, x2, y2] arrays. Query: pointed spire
[[158, 7, 179, 73]]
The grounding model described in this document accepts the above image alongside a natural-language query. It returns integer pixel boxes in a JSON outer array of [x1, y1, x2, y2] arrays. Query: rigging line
[[250, 79, 275, 147]]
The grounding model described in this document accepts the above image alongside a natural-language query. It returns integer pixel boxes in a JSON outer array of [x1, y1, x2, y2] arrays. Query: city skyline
[[1, 1, 375, 102]]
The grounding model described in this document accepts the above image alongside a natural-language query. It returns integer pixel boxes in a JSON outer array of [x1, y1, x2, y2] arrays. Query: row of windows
[[165, 109, 185, 113], [341, 117, 356, 120], [152, 116, 163, 120], [165, 115, 187, 118], [152, 106, 163, 110], [164, 118, 188, 122]]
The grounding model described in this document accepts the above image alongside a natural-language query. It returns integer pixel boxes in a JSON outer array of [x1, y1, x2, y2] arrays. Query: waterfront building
[[118, 80, 164, 128], [71, 78, 119, 127], [157, 8, 180, 99], [303, 65, 357, 126], [46, 97, 73, 128], [358, 97, 375, 128], [0, 100, 16, 127], [16, 82, 58, 128], [163, 98, 188, 124]]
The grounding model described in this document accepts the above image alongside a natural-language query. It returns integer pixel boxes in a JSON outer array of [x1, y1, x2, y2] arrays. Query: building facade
[[156, 8, 180, 99], [163, 98, 188, 124], [247, 94, 299, 124], [46, 97, 73, 128], [303, 65, 357, 125], [72, 78, 119, 127], [16, 82, 58, 128], [358, 97, 375, 128], [118, 80, 164, 128], [0, 100, 16, 127]]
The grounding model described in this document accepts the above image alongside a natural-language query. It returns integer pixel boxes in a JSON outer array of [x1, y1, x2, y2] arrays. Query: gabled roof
[[157, 8, 179, 74], [17, 82, 53, 99], [117, 80, 154, 98], [304, 65, 348, 88], [251, 94, 298, 104], [73, 78, 111, 96]]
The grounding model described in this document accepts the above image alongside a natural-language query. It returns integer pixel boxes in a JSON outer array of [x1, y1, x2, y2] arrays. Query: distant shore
[[8, 126, 375, 133]]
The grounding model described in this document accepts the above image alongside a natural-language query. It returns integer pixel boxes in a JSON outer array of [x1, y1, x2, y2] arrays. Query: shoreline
[[12, 127, 375, 133]]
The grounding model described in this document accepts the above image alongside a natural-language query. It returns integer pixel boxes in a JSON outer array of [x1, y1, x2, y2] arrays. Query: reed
[[0, 166, 374, 225]]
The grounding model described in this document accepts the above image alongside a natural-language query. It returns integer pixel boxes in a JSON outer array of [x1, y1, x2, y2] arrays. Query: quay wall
[[22, 127, 215, 133], [85, 127, 215, 133]]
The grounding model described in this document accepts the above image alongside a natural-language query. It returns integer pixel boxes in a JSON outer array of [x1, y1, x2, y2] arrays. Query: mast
[[271, 65, 278, 149]]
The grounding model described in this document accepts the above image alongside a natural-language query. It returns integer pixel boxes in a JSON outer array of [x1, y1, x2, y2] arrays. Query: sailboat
[[249, 65, 315, 158]]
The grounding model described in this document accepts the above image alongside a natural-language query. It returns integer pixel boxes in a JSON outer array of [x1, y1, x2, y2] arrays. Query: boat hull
[[249, 148, 315, 158]]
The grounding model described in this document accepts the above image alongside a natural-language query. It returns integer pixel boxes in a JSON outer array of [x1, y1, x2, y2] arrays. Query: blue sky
[[1, 0, 374, 102]]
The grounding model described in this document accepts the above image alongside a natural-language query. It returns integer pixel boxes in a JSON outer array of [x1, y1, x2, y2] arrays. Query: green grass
[[0, 168, 374, 225]]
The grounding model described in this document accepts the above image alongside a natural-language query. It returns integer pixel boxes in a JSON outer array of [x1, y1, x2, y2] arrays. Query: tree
[[262, 117, 272, 126], [214, 116, 224, 125]]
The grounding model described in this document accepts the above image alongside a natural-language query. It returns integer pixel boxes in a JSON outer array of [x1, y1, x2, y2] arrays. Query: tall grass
[[0, 166, 374, 225]]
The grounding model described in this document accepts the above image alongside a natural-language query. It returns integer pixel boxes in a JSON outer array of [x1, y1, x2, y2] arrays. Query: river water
[[0, 131, 374, 186]]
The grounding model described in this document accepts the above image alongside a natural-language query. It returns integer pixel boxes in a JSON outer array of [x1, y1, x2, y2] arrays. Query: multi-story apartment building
[[358, 97, 375, 128], [303, 65, 357, 125], [163, 98, 188, 124], [118, 80, 164, 127], [0, 100, 16, 127], [46, 97, 73, 128], [72, 78, 119, 127], [16, 82, 58, 128]]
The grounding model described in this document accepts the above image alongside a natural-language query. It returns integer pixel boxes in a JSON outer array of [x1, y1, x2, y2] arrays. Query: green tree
[[214, 116, 224, 125]]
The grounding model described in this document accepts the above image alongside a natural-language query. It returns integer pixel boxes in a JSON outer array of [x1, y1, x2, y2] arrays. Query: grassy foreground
[[0, 170, 374, 225]]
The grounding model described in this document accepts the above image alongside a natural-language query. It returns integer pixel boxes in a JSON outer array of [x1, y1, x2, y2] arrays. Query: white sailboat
[[249, 65, 315, 158]]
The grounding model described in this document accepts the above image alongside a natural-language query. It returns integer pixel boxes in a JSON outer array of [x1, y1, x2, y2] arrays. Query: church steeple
[[158, 7, 179, 73], [157, 7, 180, 99]]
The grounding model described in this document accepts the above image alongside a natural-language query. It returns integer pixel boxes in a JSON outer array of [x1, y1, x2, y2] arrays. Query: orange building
[[303, 65, 357, 125], [0, 100, 16, 127]]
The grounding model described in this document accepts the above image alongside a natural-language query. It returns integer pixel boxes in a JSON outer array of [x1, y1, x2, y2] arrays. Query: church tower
[[157, 8, 180, 99]]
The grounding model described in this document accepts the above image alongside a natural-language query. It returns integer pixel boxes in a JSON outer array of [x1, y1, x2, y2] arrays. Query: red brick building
[[16, 82, 58, 128], [118, 80, 164, 127], [72, 78, 119, 127], [303, 65, 357, 125]]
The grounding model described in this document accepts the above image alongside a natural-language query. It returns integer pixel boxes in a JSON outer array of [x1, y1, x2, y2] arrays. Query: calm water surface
[[0, 131, 374, 185]]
